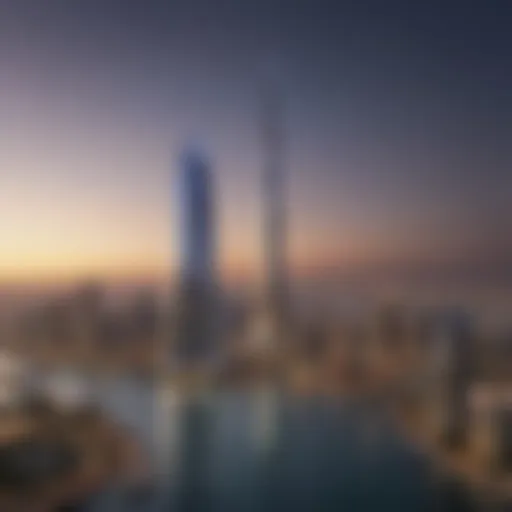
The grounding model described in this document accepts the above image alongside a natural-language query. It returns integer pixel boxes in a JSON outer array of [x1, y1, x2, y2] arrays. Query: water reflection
[[173, 394, 214, 512], [83, 379, 472, 511], [251, 386, 278, 454]]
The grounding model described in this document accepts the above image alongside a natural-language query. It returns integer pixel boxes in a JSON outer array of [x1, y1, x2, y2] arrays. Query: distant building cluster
[[13, 283, 160, 363]]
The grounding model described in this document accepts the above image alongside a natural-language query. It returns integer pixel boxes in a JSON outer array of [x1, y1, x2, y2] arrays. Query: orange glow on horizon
[[0, 249, 396, 288]]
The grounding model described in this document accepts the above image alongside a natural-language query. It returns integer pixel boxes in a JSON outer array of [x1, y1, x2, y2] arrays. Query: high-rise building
[[72, 282, 104, 347], [129, 290, 159, 342], [174, 147, 217, 365], [426, 309, 475, 448], [178, 149, 215, 286], [262, 86, 288, 341]]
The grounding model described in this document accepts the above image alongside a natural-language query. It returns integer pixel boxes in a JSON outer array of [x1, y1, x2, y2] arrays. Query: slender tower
[[262, 86, 288, 341], [174, 147, 217, 365], [179, 148, 214, 286]]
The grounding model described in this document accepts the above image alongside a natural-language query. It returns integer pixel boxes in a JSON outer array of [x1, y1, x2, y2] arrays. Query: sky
[[1, 0, 511, 286]]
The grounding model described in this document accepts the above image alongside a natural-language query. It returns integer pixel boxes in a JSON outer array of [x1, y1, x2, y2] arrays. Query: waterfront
[[82, 377, 478, 512]]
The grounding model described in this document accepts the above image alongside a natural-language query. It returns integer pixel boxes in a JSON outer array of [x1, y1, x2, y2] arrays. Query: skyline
[[2, 0, 511, 286]]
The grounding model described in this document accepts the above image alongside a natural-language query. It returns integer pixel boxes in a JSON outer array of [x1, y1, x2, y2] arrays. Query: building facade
[[174, 148, 218, 366]]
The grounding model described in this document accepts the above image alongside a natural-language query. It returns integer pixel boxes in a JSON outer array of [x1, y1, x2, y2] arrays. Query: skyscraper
[[178, 149, 215, 286], [262, 86, 288, 342], [427, 309, 475, 448], [174, 147, 217, 364]]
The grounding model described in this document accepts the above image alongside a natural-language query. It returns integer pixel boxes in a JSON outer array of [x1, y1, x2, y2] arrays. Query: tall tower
[[262, 86, 288, 341], [174, 147, 217, 365], [178, 148, 215, 285]]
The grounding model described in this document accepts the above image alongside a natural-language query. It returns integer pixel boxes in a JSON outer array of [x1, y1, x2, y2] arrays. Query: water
[[77, 378, 475, 511]]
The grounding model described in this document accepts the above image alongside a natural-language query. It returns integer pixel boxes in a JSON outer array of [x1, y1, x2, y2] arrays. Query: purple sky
[[1, 0, 511, 285]]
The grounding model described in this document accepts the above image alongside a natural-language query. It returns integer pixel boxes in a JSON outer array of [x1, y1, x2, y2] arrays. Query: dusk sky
[[1, 0, 511, 285]]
